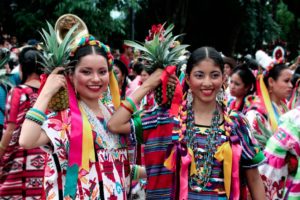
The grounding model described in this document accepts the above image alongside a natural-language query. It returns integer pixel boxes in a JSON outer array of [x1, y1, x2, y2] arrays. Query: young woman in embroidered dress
[[244, 58, 294, 199], [108, 47, 265, 199], [262, 106, 300, 200], [19, 36, 132, 200], [0, 47, 46, 199]]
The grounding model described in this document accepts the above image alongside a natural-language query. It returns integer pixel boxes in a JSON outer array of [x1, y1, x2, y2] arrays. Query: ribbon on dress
[[160, 66, 183, 117], [79, 106, 96, 171], [109, 70, 121, 109], [214, 140, 232, 199], [64, 77, 83, 198], [229, 135, 242, 200], [256, 74, 278, 132], [164, 141, 196, 199]]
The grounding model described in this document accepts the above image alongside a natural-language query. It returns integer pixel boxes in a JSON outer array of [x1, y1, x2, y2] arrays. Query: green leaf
[[39, 21, 78, 73]]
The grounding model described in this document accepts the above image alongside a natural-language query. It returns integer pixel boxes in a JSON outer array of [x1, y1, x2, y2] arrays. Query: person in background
[[0, 47, 45, 199], [223, 56, 237, 102], [228, 64, 256, 112], [112, 48, 121, 60], [120, 44, 133, 70], [245, 51, 293, 199], [113, 59, 130, 100], [261, 106, 300, 199], [0, 48, 21, 138]]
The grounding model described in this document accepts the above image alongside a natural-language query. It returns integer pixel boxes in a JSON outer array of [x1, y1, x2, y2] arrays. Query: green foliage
[[125, 23, 189, 69], [3, 0, 142, 43], [276, 1, 295, 40], [39, 22, 78, 74]]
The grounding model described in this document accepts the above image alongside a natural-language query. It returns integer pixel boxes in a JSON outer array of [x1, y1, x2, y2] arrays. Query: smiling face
[[70, 54, 109, 102], [187, 58, 224, 104]]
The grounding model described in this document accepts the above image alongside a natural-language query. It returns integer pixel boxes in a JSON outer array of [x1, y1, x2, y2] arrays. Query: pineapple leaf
[[39, 21, 78, 73], [125, 23, 188, 70], [124, 40, 151, 55], [163, 24, 175, 37]]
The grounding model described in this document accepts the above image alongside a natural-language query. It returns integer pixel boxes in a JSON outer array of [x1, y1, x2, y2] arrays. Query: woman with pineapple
[[19, 35, 131, 199], [108, 46, 266, 199], [0, 46, 46, 199]]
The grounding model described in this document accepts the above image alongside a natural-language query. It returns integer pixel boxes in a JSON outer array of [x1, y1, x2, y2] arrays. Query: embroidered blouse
[[41, 109, 130, 200]]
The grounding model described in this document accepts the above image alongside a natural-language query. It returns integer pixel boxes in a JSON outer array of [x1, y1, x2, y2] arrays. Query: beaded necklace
[[186, 103, 220, 192]]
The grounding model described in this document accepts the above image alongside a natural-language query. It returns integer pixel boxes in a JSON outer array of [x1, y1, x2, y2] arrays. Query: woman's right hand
[[40, 67, 67, 98], [142, 68, 163, 90]]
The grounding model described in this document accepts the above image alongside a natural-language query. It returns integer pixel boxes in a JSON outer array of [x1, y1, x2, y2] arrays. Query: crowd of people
[[0, 21, 300, 200]]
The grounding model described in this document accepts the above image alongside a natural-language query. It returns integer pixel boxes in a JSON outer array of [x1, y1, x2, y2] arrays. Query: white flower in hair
[[255, 50, 274, 70]]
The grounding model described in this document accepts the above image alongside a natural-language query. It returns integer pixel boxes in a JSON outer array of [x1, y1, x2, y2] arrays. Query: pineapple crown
[[70, 35, 114, 71], [39, 21, 79, 74], [124, 23, 189, 69]]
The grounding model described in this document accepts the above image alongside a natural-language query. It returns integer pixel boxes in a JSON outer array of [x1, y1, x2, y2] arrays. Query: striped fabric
[[131, 107, 264, 199], [0, 85, 46, 199], [260, 107, 300, 200], [141, 107, 177, 200]]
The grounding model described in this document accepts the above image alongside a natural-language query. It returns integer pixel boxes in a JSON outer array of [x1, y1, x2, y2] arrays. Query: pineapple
[[124, 23, 189, 107], [39, 21, 78, 111]]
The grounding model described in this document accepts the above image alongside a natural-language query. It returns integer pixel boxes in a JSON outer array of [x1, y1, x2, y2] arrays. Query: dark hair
[[292, 65, 300, 87], [70, 45, 109, 70], [186, 46, 224, 76], [132, 61, 144, 75], [223, 56, 236, 69], [113, 59, 128, 99], [231, 64, 256, 96], [142, 65, 155, 75], [263, 63, 289, 88], [18, 47, 43, 83], [231, 64, 256, 111]]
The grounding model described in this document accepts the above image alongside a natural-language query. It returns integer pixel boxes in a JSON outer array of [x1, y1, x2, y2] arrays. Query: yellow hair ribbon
[[214, 141, 232, 199], [109, 71, 121, 109], [79, 106, 95, 171], [257, 75, 278, 132]]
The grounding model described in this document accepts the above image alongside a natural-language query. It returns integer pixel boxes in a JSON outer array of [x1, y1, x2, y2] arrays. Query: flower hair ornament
[[255, 50, 278, 131], [272, 46, 285, 64]]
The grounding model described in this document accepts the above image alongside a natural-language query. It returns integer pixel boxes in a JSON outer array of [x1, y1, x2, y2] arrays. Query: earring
[[187, 89, 193, 106], [216, 87, 225, 103]]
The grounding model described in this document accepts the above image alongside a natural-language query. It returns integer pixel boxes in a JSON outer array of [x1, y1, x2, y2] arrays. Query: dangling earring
[[216, 87, 225, 103], [187, 89, 193, 106]]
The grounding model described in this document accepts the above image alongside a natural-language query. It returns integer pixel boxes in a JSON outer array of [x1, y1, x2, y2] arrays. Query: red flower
[[145, 23, 165, 41]]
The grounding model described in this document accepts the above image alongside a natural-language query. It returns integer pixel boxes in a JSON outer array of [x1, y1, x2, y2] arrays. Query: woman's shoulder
[[280, 107, 300, 128]]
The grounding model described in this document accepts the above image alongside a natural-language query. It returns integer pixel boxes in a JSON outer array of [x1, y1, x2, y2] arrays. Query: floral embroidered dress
[[129, 105, 264, 200], [41, 107, 130, 200], [244, 95, 291, 199], [261, 107, 300, 200], [0, 85, 46, 199]]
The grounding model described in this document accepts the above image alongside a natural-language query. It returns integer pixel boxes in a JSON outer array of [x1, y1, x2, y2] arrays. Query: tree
[[0, 0, 142, 45]]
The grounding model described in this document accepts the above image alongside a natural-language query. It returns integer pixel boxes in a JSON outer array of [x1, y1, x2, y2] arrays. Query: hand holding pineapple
[[125, 23, 188, 107], [39, 67, 67, 99]]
